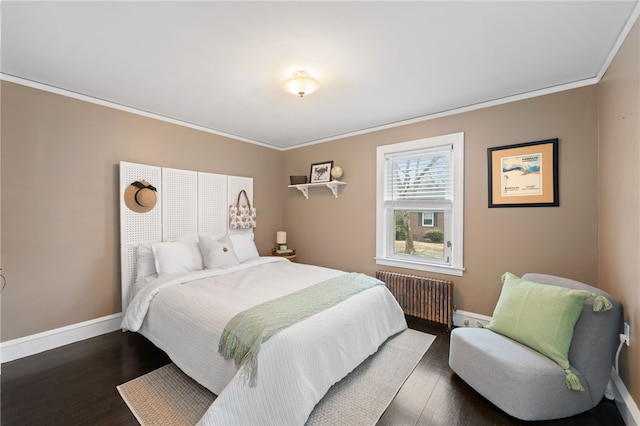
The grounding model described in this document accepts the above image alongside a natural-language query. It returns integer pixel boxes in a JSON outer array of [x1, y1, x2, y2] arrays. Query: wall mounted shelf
[[288, 181, 347, 199]]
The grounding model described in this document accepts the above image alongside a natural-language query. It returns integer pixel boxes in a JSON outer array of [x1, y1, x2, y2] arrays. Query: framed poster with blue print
[[488, 138, 559, 208]]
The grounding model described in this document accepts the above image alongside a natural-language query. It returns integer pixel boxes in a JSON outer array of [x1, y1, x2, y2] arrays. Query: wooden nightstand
[[271, 248, 297, 262]]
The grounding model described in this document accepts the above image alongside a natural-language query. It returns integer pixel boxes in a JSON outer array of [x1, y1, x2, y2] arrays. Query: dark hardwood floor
[[1, 317, 625, 426]]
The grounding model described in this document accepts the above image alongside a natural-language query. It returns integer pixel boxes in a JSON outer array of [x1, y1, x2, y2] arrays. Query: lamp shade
[[284, 70, 319, 97], [276, 231, 287, 244]]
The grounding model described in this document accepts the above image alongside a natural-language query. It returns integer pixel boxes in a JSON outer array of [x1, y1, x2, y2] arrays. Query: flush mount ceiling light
[[284, 70, 319, 97]]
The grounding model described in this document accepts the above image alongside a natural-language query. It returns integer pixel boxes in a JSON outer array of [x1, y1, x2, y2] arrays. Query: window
[[421, 212, 435, 227], [376, 132, 464, 276]]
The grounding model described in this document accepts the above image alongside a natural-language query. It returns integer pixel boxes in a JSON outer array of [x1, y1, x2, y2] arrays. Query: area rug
[[117, 328, 435, 426]]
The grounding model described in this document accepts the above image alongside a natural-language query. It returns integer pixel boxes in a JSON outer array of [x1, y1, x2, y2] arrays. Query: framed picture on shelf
[[309, 161, 333, 183], [487, 138, 559, 208]]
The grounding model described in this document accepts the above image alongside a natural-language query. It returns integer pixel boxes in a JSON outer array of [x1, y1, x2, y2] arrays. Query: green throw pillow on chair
[[483, 272, 612, 391]]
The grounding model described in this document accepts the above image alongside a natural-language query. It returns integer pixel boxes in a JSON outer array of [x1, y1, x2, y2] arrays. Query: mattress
[[121, 257, 407, 425]]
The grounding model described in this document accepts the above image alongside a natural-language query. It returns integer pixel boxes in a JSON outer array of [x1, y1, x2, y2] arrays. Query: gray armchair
[[449, 273, 622, 421]]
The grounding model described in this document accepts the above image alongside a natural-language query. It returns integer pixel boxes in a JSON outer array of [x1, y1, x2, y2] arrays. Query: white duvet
[[121, 257, 407, 425]]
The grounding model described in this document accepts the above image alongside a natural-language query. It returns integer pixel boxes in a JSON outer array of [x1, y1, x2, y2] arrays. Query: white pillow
[[229, 232, 260, 262], [199, 231, 225, 240], [136, 243, 157, 280], [199, 234, 240, 269], [152, 241, 204, 276]]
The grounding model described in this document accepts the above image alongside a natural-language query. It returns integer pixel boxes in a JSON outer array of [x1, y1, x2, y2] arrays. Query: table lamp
[[276, 231, 287, 251]]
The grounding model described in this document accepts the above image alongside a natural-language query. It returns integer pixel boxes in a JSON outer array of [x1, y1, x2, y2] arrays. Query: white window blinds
[[384, 146, 453, 202]]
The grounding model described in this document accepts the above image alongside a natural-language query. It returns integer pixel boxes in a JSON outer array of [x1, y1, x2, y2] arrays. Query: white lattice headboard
[[119, 161, 253, 313]]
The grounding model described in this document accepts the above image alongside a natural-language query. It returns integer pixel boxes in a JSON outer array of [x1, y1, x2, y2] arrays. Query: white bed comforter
[[121, 257, 407, 425]]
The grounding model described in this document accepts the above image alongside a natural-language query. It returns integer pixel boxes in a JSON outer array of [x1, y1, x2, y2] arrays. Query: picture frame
[[309, 161, 333, 183], [487, 138, 559, 208]]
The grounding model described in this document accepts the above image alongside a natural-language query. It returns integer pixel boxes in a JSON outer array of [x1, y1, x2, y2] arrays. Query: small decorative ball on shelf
[[331, 166, 343, 180]]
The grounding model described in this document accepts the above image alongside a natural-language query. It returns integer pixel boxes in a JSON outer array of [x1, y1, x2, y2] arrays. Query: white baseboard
[[612, 368, 640, 426], [453, 309, 492, 328], [0, 313, 123, 364]]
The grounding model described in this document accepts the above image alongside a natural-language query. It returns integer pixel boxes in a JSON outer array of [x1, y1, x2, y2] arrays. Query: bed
[[119, 162, 407, 425]]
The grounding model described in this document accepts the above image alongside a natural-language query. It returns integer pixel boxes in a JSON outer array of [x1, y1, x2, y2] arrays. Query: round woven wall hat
[[124, 180, 157, 213]]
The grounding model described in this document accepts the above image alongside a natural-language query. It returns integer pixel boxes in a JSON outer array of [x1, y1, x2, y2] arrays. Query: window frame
[[375, 132, 464, 276]]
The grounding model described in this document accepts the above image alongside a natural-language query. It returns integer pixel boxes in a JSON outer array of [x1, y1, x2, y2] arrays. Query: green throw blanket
[[218, 273, 383, 386]]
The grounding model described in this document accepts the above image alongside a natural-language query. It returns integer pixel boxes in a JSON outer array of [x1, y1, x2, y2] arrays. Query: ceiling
[[2, 1, 638, 150]]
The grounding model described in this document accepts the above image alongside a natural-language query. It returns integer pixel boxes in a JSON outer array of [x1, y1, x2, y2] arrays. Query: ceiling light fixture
[[284, 70, 319, 97]]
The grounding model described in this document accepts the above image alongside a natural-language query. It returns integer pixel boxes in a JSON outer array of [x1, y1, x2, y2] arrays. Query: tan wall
[[598, 20, 639, 405], [1, 82, 283, 340], [283, 86, 599, 319]]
